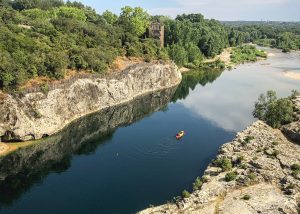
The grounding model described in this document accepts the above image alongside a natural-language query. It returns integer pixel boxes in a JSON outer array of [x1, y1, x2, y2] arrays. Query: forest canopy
[[0, 0, 299, 90]]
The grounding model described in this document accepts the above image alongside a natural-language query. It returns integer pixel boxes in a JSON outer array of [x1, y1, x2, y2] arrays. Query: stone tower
[[149, 22, 164, 47]]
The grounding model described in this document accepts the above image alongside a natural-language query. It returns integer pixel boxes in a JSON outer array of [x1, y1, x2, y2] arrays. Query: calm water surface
[[0, 47, 299, 214]]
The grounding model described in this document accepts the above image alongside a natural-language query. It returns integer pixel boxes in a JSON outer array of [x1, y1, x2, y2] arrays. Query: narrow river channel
[[0, 47, 299, 214]]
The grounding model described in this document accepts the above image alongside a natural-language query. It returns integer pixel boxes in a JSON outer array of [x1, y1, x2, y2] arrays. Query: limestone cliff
[[0, 87, 177, 205], [140, 96, 300, 214], [0, 61, 181, 141]]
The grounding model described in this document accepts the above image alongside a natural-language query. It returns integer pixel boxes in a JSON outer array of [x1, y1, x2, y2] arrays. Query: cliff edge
[[0, 61, 181, 141], [140, 96, 300, 214]]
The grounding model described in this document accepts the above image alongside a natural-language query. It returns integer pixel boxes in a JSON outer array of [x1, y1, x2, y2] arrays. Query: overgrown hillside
[[0, 0, 242, 90], [1, 0, 297, 91]]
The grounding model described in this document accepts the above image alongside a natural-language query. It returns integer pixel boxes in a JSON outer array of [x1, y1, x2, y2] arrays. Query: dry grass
[[110, 56, 143, 71], [19, 69, 94, 90], [0, 141, 39, 156]]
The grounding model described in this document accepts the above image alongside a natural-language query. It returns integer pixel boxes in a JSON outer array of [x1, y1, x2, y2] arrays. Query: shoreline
[[140, 120, 300, 214], [139, 96, 300, 214], [180, 45, 267, 73], [0, 61, 181, 149], [0, 85, 180, 157]]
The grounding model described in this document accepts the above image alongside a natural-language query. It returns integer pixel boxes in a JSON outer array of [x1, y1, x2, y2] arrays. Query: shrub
[[247, 172, 256, 181], [182, 190, 190, 198], [33, 110, 42, 119], [256, 148, 263, 153], [253, 91, 294, 128], [291, 164, 300, 171], [235, 155, 244, 165], [40, 83, 50, 94], [286, 183, 295, 189], [272, 141, 279, 146], [243, 136, 254, 144], [291, 170, 299, 178], [272, 150, 280, 157], [241, 194, 251, 200], [225, 171, 237, 182], [192, 177, 203, 191], [214, 157, 232, 171]]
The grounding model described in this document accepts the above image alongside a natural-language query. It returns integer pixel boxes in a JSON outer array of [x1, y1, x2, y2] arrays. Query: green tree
[[52, 6, 87, 22], [102, 10, 118, 25], [253, 91, 294, 128], [118, 6, 150, 37], [166, 43, 187, 67]]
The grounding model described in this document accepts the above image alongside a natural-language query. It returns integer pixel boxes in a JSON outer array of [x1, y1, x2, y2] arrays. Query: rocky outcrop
[[0, 87, 177, 205], [140, 96, 300, 214], [0, 61, 181, 141], [140, 119, 300, 214]]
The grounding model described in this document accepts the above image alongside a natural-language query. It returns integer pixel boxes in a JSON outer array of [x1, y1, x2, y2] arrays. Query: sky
[[78, 0, 300, 21]]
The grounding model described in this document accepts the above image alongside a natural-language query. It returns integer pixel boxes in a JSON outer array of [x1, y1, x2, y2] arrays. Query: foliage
[[291, 164, 300, 171], [0, 3, 167, 89], [247, 172, 256, 181], [225, 171, 237, 182], [230, 45, 267, 64], [182, 190, 190, 198], [253, 91, 294, 128], [241, 195, 251, 200], [118, 6, 150, 37], [235, 155, 244, 165], [192, 177, 202, 191], [214, 157, 232, 172], [3, 2, 296, 90], [224, 22, 300, 51], [102, 10, 118, 25]]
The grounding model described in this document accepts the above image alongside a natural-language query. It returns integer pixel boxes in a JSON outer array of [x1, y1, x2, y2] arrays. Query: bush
[[192, 177, 203, 191], [241, 136, 254, 146], [214, 157, 232, 171], [247, 172, 256, 181], [182, 190, 190, 198], [40, 83, 50, 94], [272, 150, 279, 157], [253, 91, 294, 128], [230, 45, 266, 64], [235, 155, 244, 165], [241, 194, 251, 200], [225, 171, 237, 182], [291, 164, 300, 171]]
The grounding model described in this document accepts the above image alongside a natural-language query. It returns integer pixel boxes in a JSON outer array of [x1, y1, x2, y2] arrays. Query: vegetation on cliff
[[253, 90, 295, 128], [0, 0, 266, 90]]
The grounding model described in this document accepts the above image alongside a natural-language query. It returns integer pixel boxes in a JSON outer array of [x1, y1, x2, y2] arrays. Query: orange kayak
[[176, 131, 185, 139]]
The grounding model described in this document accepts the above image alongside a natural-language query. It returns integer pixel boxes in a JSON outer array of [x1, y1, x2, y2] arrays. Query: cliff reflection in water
[[172, 69, 222, 102], [0, 87, 177, 207]]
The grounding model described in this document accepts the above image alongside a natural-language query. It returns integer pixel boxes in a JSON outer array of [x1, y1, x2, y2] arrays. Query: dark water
[[0, 47, 300, 214]]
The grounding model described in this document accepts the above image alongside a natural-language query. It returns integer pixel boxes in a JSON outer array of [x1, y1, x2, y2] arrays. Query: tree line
[[0, 0, 298, 90], [224, 21, 300, 52]]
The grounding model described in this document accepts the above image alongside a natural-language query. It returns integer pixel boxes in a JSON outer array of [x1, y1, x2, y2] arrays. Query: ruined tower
[[149, 22, 164, 47]]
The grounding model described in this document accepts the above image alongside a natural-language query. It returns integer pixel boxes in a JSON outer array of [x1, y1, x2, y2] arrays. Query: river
[[0, 47, 299, 214]]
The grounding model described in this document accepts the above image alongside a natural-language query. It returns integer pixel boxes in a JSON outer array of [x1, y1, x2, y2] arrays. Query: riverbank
[[0, 61, 181, 144], [179, 45, 267, 73], [140, 96, 300, 214]]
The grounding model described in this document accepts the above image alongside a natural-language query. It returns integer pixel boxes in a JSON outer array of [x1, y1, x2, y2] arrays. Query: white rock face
[[0, 62, 181, 141]]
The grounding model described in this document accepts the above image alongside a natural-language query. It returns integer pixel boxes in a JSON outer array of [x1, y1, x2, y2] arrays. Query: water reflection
[[179, 47, 300, 132], [172, 69, 222, 101], [0, 87, 177, 207]]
